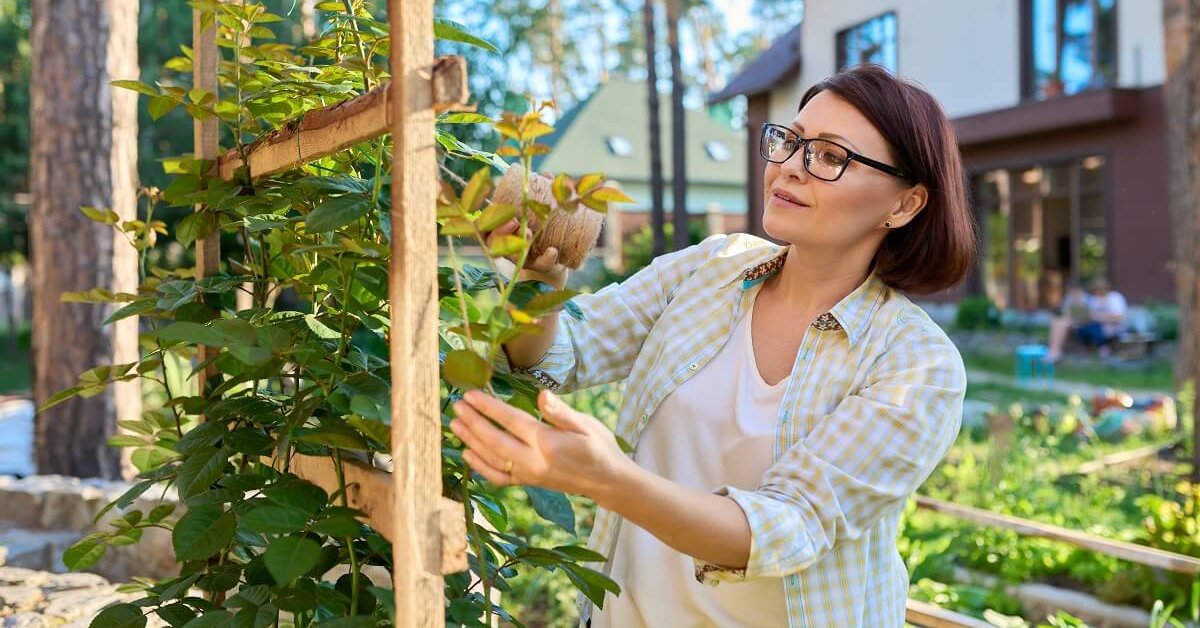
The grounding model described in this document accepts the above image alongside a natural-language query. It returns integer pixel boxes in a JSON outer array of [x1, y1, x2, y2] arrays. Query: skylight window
[[704, 141, 731, 162], [606, 135, 634, 157]]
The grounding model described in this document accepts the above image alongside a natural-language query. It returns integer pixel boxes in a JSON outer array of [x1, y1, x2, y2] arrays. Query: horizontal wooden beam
[[217, 56, 468, 181], [267, 453, 468, 574], [1073, 442, 1173, 475], [915, 495, 1200, 575], [905, 599, 994, 628]]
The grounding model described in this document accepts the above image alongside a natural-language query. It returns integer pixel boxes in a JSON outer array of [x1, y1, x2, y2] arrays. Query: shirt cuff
[[692, 485, 811, 585]]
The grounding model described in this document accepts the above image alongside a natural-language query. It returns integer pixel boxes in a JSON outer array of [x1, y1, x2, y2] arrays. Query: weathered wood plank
[[915, 495, 1200, 575], [267, 453, 467, 574], [193, 4, 220, 393], [905, 599, 994, 628], [216, 57, 468, 181], [389, 0, 445, 625]]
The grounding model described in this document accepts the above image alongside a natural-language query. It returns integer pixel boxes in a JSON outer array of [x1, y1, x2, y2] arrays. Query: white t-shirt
[[590, 292, 790, 628], [1088, 291, 1127, 336]]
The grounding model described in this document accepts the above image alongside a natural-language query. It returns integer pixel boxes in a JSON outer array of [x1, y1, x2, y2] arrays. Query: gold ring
[[503, 459, 513, 475]]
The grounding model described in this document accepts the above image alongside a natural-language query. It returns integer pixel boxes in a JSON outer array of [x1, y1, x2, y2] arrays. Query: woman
[[450, 64, 976, 628]]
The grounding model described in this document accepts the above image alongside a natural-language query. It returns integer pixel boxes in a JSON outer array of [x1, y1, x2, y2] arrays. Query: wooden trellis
[[187, 4, 1020, 628], [192, 2, 467, 626]]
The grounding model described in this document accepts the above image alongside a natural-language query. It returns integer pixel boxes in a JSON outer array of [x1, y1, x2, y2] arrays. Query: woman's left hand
[[449, 388, 630, 502]]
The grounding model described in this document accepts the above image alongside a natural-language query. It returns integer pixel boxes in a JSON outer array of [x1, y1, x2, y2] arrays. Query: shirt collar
[[733, 245, 887, 345]]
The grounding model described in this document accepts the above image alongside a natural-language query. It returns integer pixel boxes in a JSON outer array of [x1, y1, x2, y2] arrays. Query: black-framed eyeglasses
[[759, 123, 912, 183]]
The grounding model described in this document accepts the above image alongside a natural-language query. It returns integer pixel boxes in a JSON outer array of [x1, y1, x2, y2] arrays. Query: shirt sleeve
[[495, 233, 730, 393], [693, 323, 966, 584]]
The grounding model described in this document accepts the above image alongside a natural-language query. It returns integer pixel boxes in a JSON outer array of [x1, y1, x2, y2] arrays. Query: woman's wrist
[[496, 258, 568, 289]]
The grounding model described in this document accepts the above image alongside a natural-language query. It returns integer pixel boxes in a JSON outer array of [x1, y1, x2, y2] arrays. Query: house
[[536, 77, 746, 271], [709, 0, 1171, 309]]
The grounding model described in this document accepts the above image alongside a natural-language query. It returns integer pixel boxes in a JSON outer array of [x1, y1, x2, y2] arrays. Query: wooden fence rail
[[915, 495, 1200, 575]]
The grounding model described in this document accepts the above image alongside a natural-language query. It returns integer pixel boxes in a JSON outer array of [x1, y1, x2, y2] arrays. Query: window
[[836, 12, 897, 72], [971, 155, 1108, 310], [704, 141, 731, 162], [1025, 0, 1117, 100], [606, 135, 634, 157]]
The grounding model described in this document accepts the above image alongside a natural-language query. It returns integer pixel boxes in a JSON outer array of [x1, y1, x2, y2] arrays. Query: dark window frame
[[1019, 0, 1119, 101], [835, 11, 899, 73]]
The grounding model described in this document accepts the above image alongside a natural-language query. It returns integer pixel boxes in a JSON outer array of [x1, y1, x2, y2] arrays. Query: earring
[[885, 221, 892, 228]]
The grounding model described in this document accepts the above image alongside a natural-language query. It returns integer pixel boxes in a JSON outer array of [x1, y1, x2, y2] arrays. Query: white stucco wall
[[778, 0, 1164, 122]]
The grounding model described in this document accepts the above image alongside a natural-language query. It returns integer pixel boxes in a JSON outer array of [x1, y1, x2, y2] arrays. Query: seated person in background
[[1077, 278, 1127, 357], [1047, 282, 1090, 363]]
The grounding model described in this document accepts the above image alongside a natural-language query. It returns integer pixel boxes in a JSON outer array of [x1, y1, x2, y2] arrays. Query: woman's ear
[[887, 184, 928, 229]]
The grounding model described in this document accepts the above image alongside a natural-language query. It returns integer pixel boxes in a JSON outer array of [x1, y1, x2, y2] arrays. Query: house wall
[[793, 0, 1164, 119]]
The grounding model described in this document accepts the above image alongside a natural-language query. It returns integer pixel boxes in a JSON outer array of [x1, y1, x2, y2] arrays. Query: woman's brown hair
[[799, 64, 977, 294]]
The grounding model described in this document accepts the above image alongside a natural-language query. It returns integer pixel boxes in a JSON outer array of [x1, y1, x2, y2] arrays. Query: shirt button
[[688, 363, 699, 371]]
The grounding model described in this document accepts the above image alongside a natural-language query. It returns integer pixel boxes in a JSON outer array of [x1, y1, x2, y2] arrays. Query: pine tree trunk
[[645, 0, 666, 258], [1162, 0, 1200, 479], [666, 0, 688, 251], [30, 0, 140, 479]]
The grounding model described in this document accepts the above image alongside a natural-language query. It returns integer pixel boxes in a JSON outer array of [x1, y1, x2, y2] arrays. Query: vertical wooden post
[[193, 4, 220, 393], [388, 0, 443, 626]]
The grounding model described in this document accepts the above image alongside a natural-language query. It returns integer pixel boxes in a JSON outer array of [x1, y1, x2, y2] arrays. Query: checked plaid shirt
[[499, 232, 965, 628]]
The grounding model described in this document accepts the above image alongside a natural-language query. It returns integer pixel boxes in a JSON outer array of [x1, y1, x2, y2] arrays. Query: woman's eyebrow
[[791, 123, 859, 151]]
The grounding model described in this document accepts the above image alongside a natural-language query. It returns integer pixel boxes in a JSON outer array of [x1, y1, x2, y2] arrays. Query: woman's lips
[[770, 190, 809, 209]]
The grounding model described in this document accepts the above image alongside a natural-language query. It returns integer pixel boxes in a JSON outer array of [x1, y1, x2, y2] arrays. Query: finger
[[450, 405, 530, 465], [532, 247, 558, 269], [449, 415, 508, 471], [463, 449, 514, 487], [537, 390, 590, 432], [461, 390, 543, 443]]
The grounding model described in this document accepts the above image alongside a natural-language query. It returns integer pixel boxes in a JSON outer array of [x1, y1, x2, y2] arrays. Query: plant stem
[[334, 449, 362, 616]]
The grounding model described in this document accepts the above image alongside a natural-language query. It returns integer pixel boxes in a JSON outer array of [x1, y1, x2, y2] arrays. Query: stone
[[2, 613, 50, 628], [41, 585, 125, 622], [0, 568, 48, 587], [42, 572, 108, 591], [0, 584, 43, 611]]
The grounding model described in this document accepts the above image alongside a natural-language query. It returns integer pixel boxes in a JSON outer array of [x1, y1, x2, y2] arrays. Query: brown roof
[[707, 23, 803, 104]]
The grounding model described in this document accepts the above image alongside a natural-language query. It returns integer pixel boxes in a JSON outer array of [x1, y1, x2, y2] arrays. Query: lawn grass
[[963, 351, 1176, 392], [0, 346, 30, 394], [965, 379, 1071, 406]]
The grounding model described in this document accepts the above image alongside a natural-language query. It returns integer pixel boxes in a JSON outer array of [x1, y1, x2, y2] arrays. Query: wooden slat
[[389, 0, 444, 625], [193, 5, 220, 393], [1073, 442, 1172, 475], [915, 495, 1200, 574], [905, 599, 994, 628], [271, 453, 467, 574], [216, 57, 468, 181]]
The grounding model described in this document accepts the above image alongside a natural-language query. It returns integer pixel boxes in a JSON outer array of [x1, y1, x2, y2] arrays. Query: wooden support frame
[[215, 57, 467, 181], [192, 2, 468, 625], [905, 599, 995, 628], [915, 495, 1200, 575], [270, 454, 467, 575]]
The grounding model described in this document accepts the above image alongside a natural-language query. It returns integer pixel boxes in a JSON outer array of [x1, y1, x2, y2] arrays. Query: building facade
[[711, 0, 1171, 308]]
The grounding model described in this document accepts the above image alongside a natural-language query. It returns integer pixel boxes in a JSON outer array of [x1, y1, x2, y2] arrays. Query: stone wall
[[0, 475, 176, 582]]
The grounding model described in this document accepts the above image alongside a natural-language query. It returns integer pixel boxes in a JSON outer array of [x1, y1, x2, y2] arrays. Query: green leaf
[[63, 537, 107, 571], [576, 173, 605, 196], [433, 18, 499, 53], [442, 349, 493, 390], [310, 515, 361, 538], [264, 536, 322, 584], [588, 186, 634, 204], [176, 447, 228, 498], [179, 611, 233, 628], [148, 94, 179, 121], [295, 425, 369, 451], [562, 562, 621, 608], [90, 602, 147, 628], [439, 112, 492, 124], [524, 486, 575, 534], [525, 289, 579, 315], [264, 477, 328, 515], [488, 234, 526, 257], [306, 195, 371, 232], [104, 299, 156, 325], [438, 217, 476, 236], [111, 80, 158, 97], [460, 168, 492, 213], [476, 203, 517, 233], [172, 505, 236, 561], [314, 618, 378, 628], [156, 322, 224, 346], [553, 544, 607, 562], [39, 386, 82, 412], [241, 504, 310, 534]]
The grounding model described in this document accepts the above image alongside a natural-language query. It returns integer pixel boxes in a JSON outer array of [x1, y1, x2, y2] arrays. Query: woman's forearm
[[496, 258, 568, 369], [596, 457, 753, 569]]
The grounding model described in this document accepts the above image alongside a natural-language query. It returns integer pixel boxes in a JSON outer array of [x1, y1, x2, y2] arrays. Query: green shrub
[[955, 295, 1000, 330]]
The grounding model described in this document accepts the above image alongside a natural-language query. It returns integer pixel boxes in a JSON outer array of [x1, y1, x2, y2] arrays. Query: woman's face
[[761, 90, 925, 253]]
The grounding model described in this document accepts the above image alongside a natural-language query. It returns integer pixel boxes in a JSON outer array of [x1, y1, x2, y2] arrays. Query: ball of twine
[[490, 165, 606, 269]]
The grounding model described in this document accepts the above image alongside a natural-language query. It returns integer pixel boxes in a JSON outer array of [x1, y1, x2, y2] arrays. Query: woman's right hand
[[485, 218, 567, 280]]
